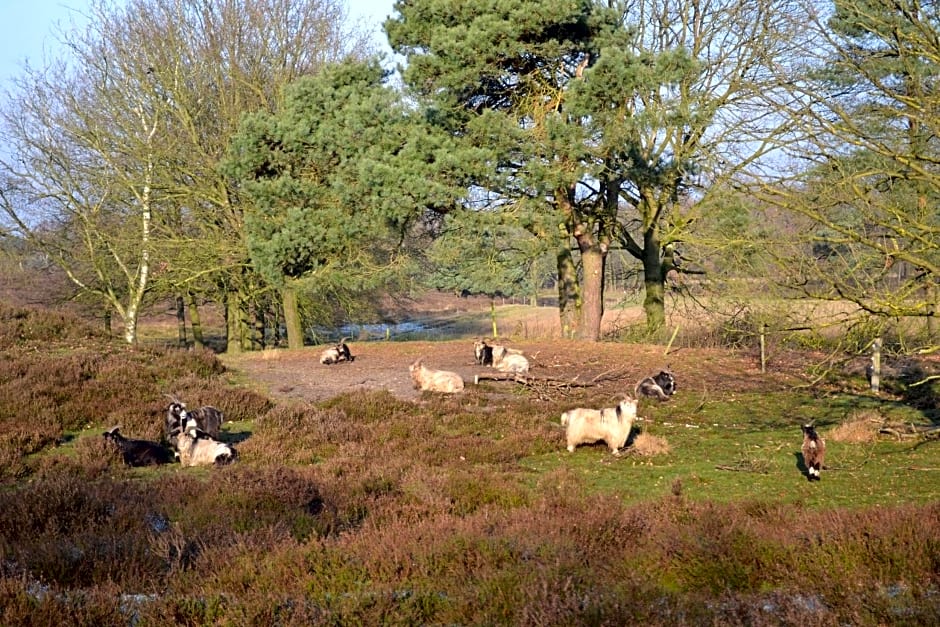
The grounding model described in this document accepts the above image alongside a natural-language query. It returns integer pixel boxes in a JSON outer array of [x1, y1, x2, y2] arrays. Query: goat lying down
[[320, 337, 354, 365], [801, 422, 826, 481], [173, 417, 238, 467], [561, 397, 638, 455], [103, 427, 175, 467], [635, 369, 677, 401], [410, 358, 464, 393], [474, 338, 529, 373], [496, 351, 529, 374]]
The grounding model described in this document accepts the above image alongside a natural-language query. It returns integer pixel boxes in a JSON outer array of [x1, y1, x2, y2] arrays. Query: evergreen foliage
[[226, 58, 468, 333], [386, 0, 795, 337]]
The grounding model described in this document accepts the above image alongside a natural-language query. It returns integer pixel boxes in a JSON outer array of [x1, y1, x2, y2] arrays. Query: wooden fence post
[[760, 324, 767, 373]]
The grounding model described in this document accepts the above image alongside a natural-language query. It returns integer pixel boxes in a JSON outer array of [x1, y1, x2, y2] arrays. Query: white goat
[[174, 417, 237, 467], [490, 344, 522, 367], [561, 397, 638, 455], [496, 352, 530, 374], [409, 358, 464, 393]]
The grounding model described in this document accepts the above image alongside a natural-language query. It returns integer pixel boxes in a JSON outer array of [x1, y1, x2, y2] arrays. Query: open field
[[1, 301, 939, 625]]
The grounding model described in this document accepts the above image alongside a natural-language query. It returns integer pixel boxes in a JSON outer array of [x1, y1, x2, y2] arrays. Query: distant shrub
[[140, 344, 226, 380]]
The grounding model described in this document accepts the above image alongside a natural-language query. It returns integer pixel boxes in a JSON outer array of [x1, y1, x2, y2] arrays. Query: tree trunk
[[187, 292, 205, 349], [642, 229, 666, 332], [282, 285, 304, 349], [225, 291, 245, 354], [556, 245, 581, 339], [253, 306, 267, 350], [123, 314, 139, 345], [176, 295, 187, 347], [578, 244, 606, 341], [925, 280, 937, 343]]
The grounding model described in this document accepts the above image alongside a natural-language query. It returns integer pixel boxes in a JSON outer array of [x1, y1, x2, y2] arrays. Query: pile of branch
[[473, 368, 632, 400], [878, 423, 940, 440]]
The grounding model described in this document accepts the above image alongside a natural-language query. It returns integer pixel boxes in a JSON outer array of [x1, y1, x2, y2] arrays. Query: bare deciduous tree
[[755, 0, 940, 351], [0, 0, 372, 348]]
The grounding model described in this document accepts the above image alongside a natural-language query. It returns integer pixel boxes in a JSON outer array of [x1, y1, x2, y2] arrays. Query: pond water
[[311, 316, 473, 343]]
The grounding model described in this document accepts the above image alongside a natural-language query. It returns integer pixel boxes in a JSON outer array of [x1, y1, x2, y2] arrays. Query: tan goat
[[409, 358, 465, 393]]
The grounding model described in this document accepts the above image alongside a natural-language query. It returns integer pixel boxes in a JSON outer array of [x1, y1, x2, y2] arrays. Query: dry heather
[[2, 303, 940, 625], [830, 410, 883, 443], [631, 431, 672, 456]]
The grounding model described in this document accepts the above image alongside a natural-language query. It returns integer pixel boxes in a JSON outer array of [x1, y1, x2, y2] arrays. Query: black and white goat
[[320, 337, 355, 365], [165, 398, 223, 441], [634, 369, 677, 401], [801, 422, 826, 481], [103, 427, 175, 467], [173, 416, 238, 467], [473, 338, 494, 366]]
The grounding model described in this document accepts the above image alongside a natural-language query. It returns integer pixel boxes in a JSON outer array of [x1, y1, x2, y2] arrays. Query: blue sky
[[0, 0, 395, 87]]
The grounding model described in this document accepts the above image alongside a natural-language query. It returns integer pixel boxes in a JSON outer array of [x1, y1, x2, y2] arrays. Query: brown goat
[[801, 422, 826, 481]]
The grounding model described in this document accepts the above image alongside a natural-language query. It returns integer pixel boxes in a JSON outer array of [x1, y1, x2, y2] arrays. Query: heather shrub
[[0, 315, 234, 476], [165, 376, 273, 423], [0, 474, 169, 588], [320, 389, 414, 423], [0, 303, 106, 349], [209, 466, 326, 541], [239, 402, 364, 465], [0, 579, 126, 627], [140, 344, 225, 380]]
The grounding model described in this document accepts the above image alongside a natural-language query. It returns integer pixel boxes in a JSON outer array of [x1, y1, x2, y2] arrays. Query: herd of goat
[[101, 337, 825, 481]]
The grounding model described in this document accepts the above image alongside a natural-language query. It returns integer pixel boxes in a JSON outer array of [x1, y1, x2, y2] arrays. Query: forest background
[[0, 0, 937, 361]]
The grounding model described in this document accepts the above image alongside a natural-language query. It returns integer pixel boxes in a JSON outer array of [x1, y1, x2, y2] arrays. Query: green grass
[[522, 387, 940, 508]]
